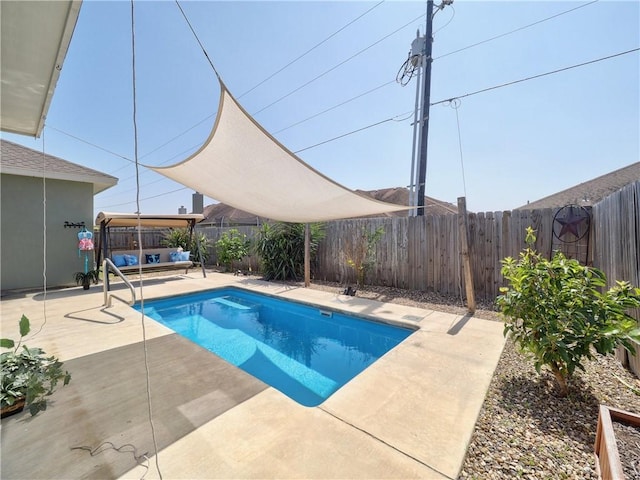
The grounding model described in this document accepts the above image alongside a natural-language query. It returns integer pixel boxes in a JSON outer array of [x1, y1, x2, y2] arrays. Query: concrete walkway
[[0, 273, 506, 479]]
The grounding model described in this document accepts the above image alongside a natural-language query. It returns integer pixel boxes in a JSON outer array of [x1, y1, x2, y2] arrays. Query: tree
[[497, 226, 640, 396], [343, 225, 384, 287]]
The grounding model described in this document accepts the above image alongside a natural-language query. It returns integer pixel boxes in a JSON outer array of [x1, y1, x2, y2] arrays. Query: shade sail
[[96, 212, 204, 228], [150, 80, 411, 223]]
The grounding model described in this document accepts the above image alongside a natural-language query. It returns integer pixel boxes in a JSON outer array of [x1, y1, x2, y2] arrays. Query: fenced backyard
[[105, 180, 638, 310]]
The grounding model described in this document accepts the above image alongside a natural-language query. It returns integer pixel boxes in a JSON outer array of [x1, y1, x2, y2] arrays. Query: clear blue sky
[[3, 0, 639, 218]]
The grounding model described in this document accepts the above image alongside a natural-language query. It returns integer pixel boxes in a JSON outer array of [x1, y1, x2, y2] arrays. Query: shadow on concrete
[[447, 313, 474, 336], [0, 334, 267, 480]]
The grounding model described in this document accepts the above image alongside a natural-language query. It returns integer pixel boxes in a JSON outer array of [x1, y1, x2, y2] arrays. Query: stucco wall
[[1, 174, 94, 291]]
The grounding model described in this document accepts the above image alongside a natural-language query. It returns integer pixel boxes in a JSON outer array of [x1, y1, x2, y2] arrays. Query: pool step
[[212, 296, 252, 310]]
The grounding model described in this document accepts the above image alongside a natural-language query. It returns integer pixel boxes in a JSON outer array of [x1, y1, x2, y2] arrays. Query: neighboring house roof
[[202, 203, 269, 226], [516, 162, 640, 210], [355, 187, 459, 216], [201, 187, 458, 225], [0, 139, 117, 194]]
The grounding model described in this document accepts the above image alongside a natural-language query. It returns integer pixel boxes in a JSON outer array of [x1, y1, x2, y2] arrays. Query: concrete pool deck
[[0, 272, 506, 479]]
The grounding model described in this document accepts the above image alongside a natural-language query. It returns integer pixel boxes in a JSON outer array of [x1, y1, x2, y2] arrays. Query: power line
[[273, 80, 395, 134], [253, 12, 425, 116], [431, 47, 639, 106], [293, 111, 411, 154], [435, 0, 599, 60], [129, 1, 597, 161], [65, 0, 602, 174], [238, 1, 386, 99], [96, 186, 190, 210], [296, 47, 640, 154], [47, 125, 133, 164]]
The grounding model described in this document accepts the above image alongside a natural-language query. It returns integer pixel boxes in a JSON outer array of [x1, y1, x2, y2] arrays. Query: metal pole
[[416, 0, 434, 216], [409, 30, 423, 217]]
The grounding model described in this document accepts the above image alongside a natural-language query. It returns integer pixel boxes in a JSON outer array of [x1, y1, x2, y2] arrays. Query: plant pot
[[594, 405, 640, 479], [1, 397, 26, 418]]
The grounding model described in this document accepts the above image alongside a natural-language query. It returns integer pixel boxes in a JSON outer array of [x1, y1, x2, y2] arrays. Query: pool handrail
[[103, 258, 136, 307]]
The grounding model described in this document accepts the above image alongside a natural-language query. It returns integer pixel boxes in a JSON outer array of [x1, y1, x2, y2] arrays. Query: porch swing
[[95, 211, 206, 293]]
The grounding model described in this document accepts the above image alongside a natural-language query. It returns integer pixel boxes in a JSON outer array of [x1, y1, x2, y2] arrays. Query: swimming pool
[[134, 288, 414, 406]]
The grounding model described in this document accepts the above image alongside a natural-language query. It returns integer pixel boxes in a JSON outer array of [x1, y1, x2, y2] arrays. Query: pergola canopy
[[95, 212, 204, 229], [151, 79, 411, 223]]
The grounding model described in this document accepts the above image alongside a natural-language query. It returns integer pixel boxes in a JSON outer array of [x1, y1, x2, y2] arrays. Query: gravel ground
[[303, 280, 640, 480]]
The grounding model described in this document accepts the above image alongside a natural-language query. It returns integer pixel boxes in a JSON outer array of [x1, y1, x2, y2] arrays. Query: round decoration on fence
[[552, 204, 591, 265], [552, 204, 590, 242]]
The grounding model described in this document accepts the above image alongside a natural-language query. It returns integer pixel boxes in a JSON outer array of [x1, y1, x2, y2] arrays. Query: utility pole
[[416, 0, 434, 216]]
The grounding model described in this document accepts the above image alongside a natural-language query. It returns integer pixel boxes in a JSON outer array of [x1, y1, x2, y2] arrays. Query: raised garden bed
[[594, 405, 640, 479]]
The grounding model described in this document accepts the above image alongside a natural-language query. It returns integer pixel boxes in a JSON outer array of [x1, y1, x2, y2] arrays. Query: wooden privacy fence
[[592, 180, 640, 323], [314, 209, 557, 301], [104, 188, 637, 306]]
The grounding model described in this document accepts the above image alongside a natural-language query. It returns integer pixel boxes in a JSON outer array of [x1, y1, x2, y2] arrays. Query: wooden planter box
[[594, 405, 640, 480]]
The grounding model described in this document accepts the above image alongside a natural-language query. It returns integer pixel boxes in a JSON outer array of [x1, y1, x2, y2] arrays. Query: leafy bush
[[497, 226, 640, 396], [1, 315, 71, 416], [215, 229, 250, 272], [162, 228, 211, 264], [343, 225, 384, 286], [254, 223, 325, 281]]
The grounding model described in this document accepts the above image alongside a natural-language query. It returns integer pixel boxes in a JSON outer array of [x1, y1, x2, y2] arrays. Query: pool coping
[[0, 272, 506, 479]]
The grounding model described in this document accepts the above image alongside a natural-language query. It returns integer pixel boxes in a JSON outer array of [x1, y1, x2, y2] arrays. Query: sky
[[2, 0, 639, 218]]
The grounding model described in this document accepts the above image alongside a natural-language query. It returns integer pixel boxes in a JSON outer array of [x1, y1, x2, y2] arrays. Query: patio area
[[1, 272, 506, 479]]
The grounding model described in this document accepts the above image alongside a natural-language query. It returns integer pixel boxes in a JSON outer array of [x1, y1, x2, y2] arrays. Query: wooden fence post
[[458, 197, 476, 313], [304, 223, 310, 287]]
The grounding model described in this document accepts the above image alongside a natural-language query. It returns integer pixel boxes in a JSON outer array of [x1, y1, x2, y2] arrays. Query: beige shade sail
[[150, 80, 411, 223]]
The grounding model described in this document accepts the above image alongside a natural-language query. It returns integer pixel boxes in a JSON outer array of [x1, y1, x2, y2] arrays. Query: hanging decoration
[[77, 226, 94, 274], [552, 204, 591, 264]]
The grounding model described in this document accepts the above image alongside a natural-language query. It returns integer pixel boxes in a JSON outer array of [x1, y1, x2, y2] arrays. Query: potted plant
[[74, 268, 100, 290], [1, 315, 71, 417]]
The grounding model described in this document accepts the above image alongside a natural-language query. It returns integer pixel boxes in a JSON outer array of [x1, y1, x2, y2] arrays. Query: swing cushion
[[169, 251, 181, 262], [124, 254, 139, 266], [180, 251, 190, 261], [145, 253, 161, 264], [112, 254, 127, 268]]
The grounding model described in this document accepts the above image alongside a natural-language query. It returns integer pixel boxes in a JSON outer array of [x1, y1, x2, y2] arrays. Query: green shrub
[[497, 226, 640, 396], [215, 229, 250, 272], [254, 223, 325, 281]]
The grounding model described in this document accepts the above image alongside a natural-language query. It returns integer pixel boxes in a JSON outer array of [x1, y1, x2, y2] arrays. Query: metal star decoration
[[554, 205, 589, 240]]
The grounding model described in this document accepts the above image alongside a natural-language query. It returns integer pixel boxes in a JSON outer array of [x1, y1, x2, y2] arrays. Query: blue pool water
[[134, 288, 414, 406]]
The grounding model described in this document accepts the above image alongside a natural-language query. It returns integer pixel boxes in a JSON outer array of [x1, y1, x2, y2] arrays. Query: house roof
[[201, 187, 458, 225], [516, 162, 640, 210], [0, 139, 117, 194], [0, 1, 82, 137], [355, 187, 459, 216]]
